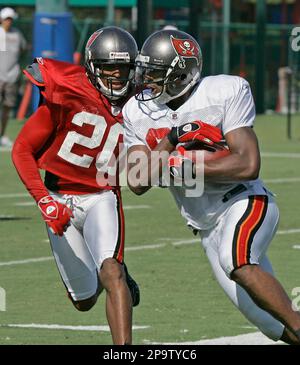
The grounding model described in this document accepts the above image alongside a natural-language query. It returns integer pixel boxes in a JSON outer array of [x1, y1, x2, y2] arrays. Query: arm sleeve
[[222, 78, 256, 136], [11, 104, 55, 202]]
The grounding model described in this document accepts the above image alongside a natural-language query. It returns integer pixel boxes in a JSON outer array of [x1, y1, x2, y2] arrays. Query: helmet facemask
[[135, 56, 201, 104], [134, 60, 170, 102]]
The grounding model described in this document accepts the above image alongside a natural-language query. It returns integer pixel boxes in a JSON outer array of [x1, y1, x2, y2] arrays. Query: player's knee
[[218, 248, 259, 283], [231, 264, 258, 284], [71, 294, 98, 312], [218, 251, 235, 278], [100, 258, 124, 290]]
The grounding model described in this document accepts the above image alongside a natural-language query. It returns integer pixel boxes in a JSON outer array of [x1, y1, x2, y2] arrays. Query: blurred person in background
[[0, 7, 27, 147]]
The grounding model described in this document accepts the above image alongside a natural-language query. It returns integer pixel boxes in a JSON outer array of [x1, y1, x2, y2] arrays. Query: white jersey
[[123, 75, 268, 230]]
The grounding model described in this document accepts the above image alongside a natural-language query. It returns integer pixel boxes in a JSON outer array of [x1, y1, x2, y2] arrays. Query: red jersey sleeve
[[12, 104, 55, 202]]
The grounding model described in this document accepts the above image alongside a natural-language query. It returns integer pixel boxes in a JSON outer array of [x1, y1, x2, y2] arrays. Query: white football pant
[[200, 194, 284, 340], [47, 190, 125, 301]]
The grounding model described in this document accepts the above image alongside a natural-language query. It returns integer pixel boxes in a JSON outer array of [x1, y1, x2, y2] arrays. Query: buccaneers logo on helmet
[[170, 36, 200, 68]]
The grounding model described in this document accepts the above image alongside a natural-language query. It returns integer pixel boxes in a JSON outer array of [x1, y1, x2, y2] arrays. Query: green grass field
[[0, 115, 300, 345]]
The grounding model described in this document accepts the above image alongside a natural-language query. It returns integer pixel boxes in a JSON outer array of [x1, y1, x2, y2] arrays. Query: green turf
[[0, 115, 300, 344]]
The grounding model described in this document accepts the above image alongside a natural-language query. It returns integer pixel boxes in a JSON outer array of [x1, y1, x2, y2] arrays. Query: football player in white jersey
[[123, 29, 300, 344]]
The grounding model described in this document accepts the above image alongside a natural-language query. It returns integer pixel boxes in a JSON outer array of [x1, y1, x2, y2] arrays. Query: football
[[201, 147, 230, 161], [177, 141, 230, 162]]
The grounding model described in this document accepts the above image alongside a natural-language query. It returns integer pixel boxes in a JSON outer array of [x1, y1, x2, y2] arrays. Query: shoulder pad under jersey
[[24, 61, 44, 86]]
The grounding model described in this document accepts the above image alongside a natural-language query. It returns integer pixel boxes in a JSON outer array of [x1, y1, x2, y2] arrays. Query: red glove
[[167, 121, 222, 147], [38, 196, 73, 236], [168, 151, 195, 181]]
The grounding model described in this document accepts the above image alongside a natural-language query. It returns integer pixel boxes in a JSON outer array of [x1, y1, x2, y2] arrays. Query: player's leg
[[257, 256, 300, 344], [83, 190, 133, 345], [231, 265, 300, 342], [218, 195, 300, 343], [201, 229, 285, 341], [47, 220, 102, 312], [204, 237, 299, 344], [99, 258, 132, 345]]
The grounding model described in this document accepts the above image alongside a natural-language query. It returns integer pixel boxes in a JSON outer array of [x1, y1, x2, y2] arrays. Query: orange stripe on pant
[[233, 196, 268, 269]]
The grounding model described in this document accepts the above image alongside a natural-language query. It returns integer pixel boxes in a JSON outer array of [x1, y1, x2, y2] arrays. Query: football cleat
[[123, 263, 140, 307]]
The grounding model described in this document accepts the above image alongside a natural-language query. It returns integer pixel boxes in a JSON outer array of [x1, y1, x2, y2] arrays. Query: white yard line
[[172, 239, 200, 246], [154, 331, 284, 345], [123, 205, 151, 210], [0, 244, 167, 267], [2, 323, 149, 332], [12, 202, 151, 209], [2, 173, 300, 202], [261, 152, 300, 158], [0, 324, 283, 344], [277, 228, 300, 235], [0, 257, 53, 267], [0, 228, 299, 268], [14, 202, 35, 206], [264, 177, 300, 184], [126, 243, 166, 251], [0, 193, 29, 199]]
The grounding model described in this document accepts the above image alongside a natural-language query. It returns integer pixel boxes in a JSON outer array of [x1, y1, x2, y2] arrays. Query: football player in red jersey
[[12, 26, 139, 345]]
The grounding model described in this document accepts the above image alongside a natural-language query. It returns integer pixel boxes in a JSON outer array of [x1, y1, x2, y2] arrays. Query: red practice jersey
[[19, 58, 125, 195]]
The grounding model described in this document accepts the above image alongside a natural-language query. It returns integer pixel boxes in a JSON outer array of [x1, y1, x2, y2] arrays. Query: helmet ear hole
[[180, 74, 187, 81]]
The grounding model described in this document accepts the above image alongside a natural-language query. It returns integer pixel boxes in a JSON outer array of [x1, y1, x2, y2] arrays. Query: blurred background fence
[[2, 0, 300, 117]]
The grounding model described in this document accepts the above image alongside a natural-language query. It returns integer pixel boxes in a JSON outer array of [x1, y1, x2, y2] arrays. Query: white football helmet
[[135, 29, 202, 104]]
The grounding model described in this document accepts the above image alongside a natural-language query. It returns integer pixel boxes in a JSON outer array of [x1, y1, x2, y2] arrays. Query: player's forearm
[[197, 152, 260, 182], [11, 104, 54, 201], [12, 139, 49, 202], [127, 150, 155, 195], [127, 137, 175, 194]]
